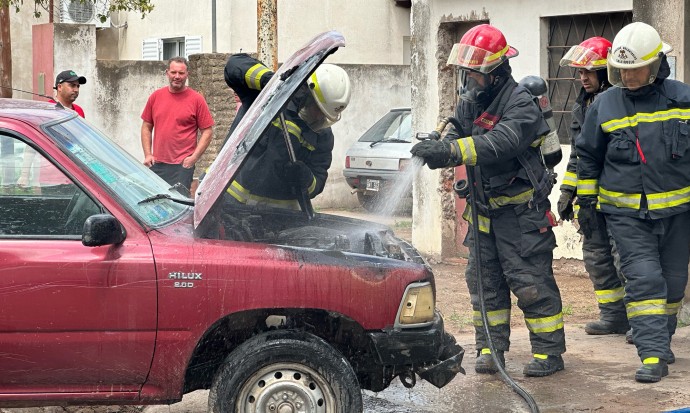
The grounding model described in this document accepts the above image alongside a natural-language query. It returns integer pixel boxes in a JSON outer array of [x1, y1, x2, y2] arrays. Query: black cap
[[54, 70, 87, 89]]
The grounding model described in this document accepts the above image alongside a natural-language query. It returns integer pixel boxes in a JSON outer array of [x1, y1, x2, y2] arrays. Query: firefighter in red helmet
[[412, 24, 567, 377], [557, 37, 630, 338]]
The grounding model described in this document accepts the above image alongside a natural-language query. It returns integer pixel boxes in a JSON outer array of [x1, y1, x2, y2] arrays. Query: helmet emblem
[[617, 49, 628, 60]]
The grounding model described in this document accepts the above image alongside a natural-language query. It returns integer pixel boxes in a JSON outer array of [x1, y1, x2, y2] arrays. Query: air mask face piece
[[460, 69, 491, 104]]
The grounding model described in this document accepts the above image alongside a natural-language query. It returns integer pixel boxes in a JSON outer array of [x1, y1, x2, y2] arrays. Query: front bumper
[[367, 311, 465, 388]]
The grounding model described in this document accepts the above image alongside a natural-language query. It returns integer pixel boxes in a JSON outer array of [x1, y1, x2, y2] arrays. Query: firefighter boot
[[474, 348, 505, 374], [635, 358, 668, 383], [626, 328, 633, 344], [584, 319, 629, 335], [523, 354, 564, 377]]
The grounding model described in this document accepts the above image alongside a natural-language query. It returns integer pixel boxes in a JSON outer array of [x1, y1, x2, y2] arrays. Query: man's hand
[[182, 155, 197, 169], [143, 154, 155, 167], [576, 198, 598, 239], [410, 139, 454, 169], [283, 161, 314, 190], [557, 190, 575, 221]]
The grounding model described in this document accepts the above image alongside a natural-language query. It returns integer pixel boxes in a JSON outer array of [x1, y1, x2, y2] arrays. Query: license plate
[[366, 179, 380, 192]]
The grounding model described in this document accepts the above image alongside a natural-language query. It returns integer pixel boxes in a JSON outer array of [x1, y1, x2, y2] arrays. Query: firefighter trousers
[[582, 211, 627, 324], [605, 211, 690, 362], [464, 201, 566, 356]]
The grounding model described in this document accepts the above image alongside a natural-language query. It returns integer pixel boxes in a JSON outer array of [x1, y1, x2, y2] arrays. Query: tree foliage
[[0, 0, 154, 20]]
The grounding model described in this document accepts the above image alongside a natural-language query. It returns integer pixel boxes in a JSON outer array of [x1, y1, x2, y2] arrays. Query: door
[[0, 134, 157, 394]]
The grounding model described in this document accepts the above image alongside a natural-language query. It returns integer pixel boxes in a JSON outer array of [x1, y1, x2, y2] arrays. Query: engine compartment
[[201, 203, 425, 264]]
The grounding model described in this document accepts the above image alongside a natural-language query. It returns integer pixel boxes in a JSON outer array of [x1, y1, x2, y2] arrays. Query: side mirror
[[82, 214, 126, 247]]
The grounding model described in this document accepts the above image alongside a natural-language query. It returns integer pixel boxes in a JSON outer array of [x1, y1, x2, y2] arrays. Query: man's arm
[[182, 126, 214, 168], [141, 121, 155, 167]]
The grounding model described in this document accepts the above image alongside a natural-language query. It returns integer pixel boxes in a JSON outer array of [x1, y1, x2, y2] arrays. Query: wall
[[109, 0, 411, 65], [9, 7, 48, 97], [28, 24, 410, 210]]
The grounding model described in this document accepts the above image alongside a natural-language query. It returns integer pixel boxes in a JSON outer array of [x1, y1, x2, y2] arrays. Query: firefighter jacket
[[559, 88, 598, 193], [223, 53, 333, 207], [446, 76, 552, 226], [576, 60, 690, 219]]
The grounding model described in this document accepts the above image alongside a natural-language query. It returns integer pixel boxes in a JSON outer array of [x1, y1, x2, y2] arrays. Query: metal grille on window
[[547, 12, 632, 144]]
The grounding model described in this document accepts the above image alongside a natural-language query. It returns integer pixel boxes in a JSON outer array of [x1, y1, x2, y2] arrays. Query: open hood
[[194, 31, 346, 229]]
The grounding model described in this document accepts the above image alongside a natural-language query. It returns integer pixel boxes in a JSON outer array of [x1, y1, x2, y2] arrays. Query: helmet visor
[[559, 45, 607, 70], [607, 59, 662, 89], [447, 43, 514, 73], [298, 94, 339, 132]]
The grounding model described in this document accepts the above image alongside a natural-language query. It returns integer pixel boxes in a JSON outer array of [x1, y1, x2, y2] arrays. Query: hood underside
[[194, 31, 346, 229]]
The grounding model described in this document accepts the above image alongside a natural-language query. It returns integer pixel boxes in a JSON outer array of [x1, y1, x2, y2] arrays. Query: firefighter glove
[[577, 198, 598, 239], [283, 161, 314, 191], [557, 189, 575, 221], [411, 138, 457, 169]]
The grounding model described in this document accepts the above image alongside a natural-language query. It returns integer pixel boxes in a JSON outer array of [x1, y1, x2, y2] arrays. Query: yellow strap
[[525, 312, 564, 334], [244, 63, 270, 90], [594, 287, 625, 304], [643, 357, 660, 365], [626, 299, 667, 318], [456, 137, 477, 165], [533, 354, 548, 360]]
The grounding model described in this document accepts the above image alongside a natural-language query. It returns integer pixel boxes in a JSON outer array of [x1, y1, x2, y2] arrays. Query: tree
[[0, 0, 155, 98]]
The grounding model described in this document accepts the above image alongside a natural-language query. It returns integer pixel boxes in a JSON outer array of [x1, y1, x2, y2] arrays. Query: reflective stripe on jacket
[[576, 79, 690, 219]]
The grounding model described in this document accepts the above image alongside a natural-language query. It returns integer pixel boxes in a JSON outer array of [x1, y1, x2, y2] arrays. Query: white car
[[343, 107, 413, 211]]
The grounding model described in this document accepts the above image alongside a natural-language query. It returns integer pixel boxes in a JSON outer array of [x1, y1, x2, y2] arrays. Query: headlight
[[397, 282, 435, 327]]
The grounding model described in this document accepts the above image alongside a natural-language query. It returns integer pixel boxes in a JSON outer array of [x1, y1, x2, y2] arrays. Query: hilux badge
[[169, 272, 202, 288]]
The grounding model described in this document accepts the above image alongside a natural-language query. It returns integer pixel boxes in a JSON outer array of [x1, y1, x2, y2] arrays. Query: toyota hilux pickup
[[0, 31, 463, 412]]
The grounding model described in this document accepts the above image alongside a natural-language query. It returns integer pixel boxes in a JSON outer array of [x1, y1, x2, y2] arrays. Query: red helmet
[[447, 24, 519, 73], [559, 36, 612, 70]]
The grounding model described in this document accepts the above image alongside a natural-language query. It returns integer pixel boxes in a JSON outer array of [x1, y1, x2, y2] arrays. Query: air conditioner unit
[[60, 0, 111, 29]]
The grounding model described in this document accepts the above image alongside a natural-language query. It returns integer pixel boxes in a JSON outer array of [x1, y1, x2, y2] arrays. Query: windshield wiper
[[138, 193, 195, 206], [370, 137, 410, 147]]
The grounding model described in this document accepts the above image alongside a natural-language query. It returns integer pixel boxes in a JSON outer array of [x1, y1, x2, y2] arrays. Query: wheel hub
[[241, 364, 330, 413]]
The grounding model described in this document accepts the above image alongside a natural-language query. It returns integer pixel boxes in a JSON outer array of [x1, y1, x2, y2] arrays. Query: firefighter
[[557, 37, 630, 336], [576, 22, 690, 383], [412, 24, 566, 377], [222, 54, 351, 209]]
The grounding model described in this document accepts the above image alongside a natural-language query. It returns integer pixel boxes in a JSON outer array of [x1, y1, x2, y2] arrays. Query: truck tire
[[208, 330, 363, 413]]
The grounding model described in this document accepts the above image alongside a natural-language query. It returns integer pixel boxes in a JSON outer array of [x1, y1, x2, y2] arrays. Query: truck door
[[0, 135, 157, 394]]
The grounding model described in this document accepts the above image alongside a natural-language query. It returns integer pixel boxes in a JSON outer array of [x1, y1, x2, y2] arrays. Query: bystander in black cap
[[54, 70, 87, 89]]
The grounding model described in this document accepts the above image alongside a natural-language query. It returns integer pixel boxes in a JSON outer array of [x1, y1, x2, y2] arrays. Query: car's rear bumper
[[367, 311, 465, 388], [343, 168, 400, 183]]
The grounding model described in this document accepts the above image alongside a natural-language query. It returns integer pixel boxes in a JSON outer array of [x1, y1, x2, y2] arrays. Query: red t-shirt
[[141, 87, 215, 164], [49, 99, 85, 118]]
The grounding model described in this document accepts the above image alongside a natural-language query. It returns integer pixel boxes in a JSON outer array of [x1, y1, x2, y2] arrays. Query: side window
[[0, 136, 101, 237]]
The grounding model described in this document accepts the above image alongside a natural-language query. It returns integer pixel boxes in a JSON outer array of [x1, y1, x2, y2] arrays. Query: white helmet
[[299, 64, 351, 131], [607, 22, 673, 88]]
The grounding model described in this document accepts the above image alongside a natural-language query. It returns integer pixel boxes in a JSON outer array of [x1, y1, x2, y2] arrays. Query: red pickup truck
[[0, 31, 463, 412]]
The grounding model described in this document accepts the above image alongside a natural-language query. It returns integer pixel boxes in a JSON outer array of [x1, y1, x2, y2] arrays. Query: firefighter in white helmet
[[221, 54, 351, 209], [576, 22, 690, 383]]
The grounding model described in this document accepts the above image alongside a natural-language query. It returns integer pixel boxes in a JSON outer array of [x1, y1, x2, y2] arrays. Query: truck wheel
[[208, 330, 363, 413]]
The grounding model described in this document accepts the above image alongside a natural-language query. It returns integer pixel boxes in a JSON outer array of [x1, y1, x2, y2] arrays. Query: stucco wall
[[110, 0, 411, 65], [9, 7, 48, 96], [27, 26, 411, 210]]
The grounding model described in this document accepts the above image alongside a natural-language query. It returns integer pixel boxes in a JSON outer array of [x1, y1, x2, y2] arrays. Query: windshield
[[44, 116, 189, 226], [358, 110, 412, 143]]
